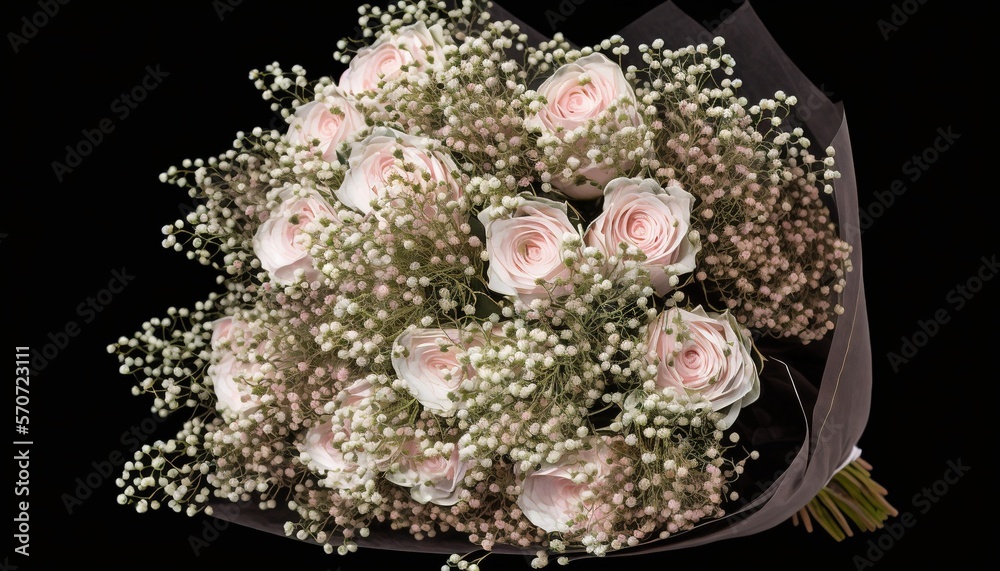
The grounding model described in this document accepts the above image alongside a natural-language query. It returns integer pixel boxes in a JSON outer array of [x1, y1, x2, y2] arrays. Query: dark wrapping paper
[[211, 0, 871, 559]]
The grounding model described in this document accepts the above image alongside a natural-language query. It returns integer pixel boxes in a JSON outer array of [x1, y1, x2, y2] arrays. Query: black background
[[6, 1, 990, 569]]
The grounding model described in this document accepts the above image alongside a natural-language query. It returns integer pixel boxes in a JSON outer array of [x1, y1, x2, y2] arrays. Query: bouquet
[[110, 1, 894, 566]]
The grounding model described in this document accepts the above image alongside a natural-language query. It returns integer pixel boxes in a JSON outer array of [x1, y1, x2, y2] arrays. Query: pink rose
[[302, 419, 374, 491], [392, 328, 476, 417], [338, 377, 373, 409], [210, 316, 237, 347], [517, 441, 614, 534], [207, 317, 260, 415], [585, 177, 700, 296], [285, 95, 365, 161], [646, 306, 760, 427], [302, 419, 350, 474], [479, 198, 579, 302], [525, 53, 642, 199], [339, 21, 447, 96], [386, 442, 469, 506], [338, 128, 461, 215], [252, 188, 339, 286], [302, 379, 376, 490]]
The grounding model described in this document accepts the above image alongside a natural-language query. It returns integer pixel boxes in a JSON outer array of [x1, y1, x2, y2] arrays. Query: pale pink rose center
[[373, 47, 405, 81], [305, 418, 362, 475], [560, 481, 586, 507], [557, 84, 602, 119], [522, 242, 544, 263], [627, 211, 653, 240], [681, 345, 704, 370], [282, 204, 319, 249], [426, 352, 461, 387], [673, 323, 730, 388], [375, 154, 399, 185], [539, 476, 588, 521], [315, 112, 340, 138], [367, 151, 436, 201], [486, 204, 575, 299], [422, 455, 451, 478], [612, 200, 682, 258], [515, 230, 557, 269]]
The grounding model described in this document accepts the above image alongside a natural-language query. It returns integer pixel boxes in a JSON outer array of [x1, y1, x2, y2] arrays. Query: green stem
[[791, 457, 898, 541]]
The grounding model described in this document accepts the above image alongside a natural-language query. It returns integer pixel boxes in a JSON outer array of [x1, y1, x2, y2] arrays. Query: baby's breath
[[113, 0, 853, 566]]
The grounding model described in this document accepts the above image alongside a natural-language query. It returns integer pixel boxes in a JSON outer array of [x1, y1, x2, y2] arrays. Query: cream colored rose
[[207, 317, 260, 415], [479, 198, 578, 302], [339, 21, 447, 96], [337, 128, 461, 215], [285, 94, 365, 161], [646, 306, 760, 427], [303, 419, 350, 474], [386, 442, 469, 506], [392, 328, 477, 417], [302, 418, 374, 491], [302, 379, 377, 491], [525, 53, 642, 199], [585, 177, 700, 295], [517, 441, 614, 534], [252, 187, 339, 286], [338, 378, 373, 409]]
